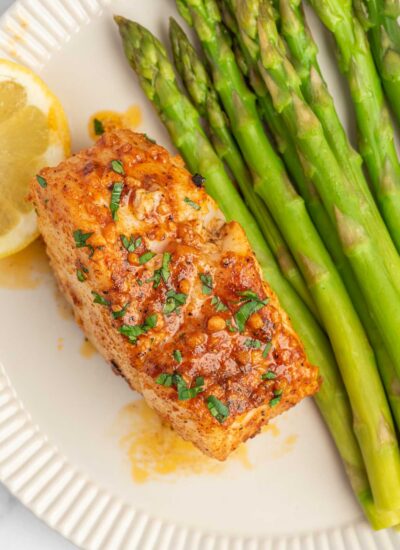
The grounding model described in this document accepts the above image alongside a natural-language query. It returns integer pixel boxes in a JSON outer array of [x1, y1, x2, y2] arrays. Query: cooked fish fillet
[[30, 129, 319, 460]]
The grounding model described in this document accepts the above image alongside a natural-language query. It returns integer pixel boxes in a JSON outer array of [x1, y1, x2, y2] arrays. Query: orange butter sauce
[[262, 422, 280, 438], [116, 400, 251, 483], [80, 338, 97, 359], [88, 105, 142, 140], [114, 401, 298, 483], [57, 337, 64, 351]]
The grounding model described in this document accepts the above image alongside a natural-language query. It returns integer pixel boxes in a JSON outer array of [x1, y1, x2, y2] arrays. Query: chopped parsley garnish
[[110, 182, 124, 221], [269, 389, 283, 407], [262, 369, 276, 381], [237, 290, 261, 300], [244, 338, 262, 349], [162, 253, 172, 280], [234, 291, 269, 332], [73, 229, 93, 247], [76, 266, 88, 282], [211, 295, 228, 312], [93, 118, 104, 135], [192, 173, 205, 187], [36, 175, 47, 188], [269, 396, 281, 407], [184, 197, 201, 210], [173, 349, 182, 363], [111, 159, 125, 175], [121, 234, 142, 252], [226, 319, 238, 332], [139, 251, 156, 265], [199, 273, 213, 295], [206, 396, 229, 423], [262, 342, 272, 358], [156, 373, 204, 400], [91, 291, 110, 306], [177, 376, 204, 400], [112, 302, 130, 319], [73, 229, 94, 256], [147, 252, 172, 288], [163, 289, 187, 315], [119, 314, 157, 344], [156, 373, 174, 387], [76, 270, 86, 282]]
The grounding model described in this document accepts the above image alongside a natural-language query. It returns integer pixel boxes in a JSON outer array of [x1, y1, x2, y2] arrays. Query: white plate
[[0, 1, 399, 549]]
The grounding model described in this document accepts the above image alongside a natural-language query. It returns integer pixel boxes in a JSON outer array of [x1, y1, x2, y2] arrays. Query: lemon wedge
[[0, 59, 70, 259]]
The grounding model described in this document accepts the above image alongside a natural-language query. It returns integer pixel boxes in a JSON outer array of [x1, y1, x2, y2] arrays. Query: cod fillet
[[30, 129, 319, 460]]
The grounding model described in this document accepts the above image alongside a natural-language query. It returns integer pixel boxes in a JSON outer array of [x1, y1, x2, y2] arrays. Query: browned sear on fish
[[30, 130, 319, 460]]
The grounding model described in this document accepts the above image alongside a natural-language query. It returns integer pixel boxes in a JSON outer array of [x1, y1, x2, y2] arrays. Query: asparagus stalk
[[219, 2, 346, 298], [219, 0, 350, 283], [274, 0, 400, 431], [227, 0, 400, 396], [180, 3, 400, 434], [276, 0, 365, 199], [228, 0, 400, 292], [219, 1, 399, 296], [176, 0, 400, 511], [115, 15, 399, 527], [277, 0, 400, 262], [218, 1, 312, 203], [370, 20, 400, 124], [170, 12, 400, 433], [353, 0, 400, 124], [307, 0, 400, 254], [169, 17, 318, 319]]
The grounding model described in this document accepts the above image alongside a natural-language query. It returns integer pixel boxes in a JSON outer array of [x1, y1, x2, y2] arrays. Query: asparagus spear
[[307, 0, 400, 254], [170, 12, 400, 433], [276, 0, 366, 199], [115, 15, 398, 526], [219, 1, 399, 298], [169, 17, 318, 318], [370, 20, 400, 124], [172, 7, 400, 432], [227, 0, 400, 396], [177, 0, 400, 511], [274, 0, 400, 430], [353, 0, 400, 124], [277, 0, 400, 256], [228, 0, 400, 290], [218, 2, 347, 298], [218, 1, 352, 286], [217, 1, 310, 196]]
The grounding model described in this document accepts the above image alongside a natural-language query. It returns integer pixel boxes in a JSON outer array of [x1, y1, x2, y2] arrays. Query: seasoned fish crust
[[30, 130, 319, 460]]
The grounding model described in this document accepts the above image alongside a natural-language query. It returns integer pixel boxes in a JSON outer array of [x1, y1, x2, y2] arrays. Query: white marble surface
[[0, 2, 75, 549]]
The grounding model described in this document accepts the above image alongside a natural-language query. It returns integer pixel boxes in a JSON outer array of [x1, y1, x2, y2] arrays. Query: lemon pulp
[[0, 81, 49, 236], [0, 60, 69, 259]]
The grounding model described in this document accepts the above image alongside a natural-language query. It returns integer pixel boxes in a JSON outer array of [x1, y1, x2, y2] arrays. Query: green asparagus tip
[[169, 17, 185, 75], [113, 15, 147, 43], [169, 17, 185, 55], [113, 14, 130, 30], [113, 15, 140, 70], [169, 16, 182, 35], [176, 0, 193, 26], [169, 17, 194, 59]]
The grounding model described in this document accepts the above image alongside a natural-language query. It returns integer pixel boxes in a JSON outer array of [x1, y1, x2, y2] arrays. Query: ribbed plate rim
[[0, 0, 399, 548]]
